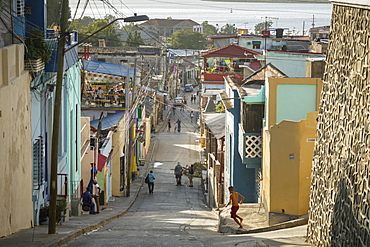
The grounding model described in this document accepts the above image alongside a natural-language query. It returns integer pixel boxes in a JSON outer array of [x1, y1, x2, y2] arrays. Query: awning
[[204, 113, 225, 139], [83, 60, 139, 78], [90, 111, 125, 130]]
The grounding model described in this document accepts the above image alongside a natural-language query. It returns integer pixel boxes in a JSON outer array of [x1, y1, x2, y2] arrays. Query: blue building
[[26, 0, 82, 225]]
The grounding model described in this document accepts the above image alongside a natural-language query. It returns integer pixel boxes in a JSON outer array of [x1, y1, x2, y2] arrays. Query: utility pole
[[49, 0, 68, 234], [124, 64, 131, 197], [48, 10, 148, 234]]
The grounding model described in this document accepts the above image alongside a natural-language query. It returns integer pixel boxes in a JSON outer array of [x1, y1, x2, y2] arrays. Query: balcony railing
[[57, 173, 68, 198], [81, 91, 128, 108], [243, 133, 262, 168]]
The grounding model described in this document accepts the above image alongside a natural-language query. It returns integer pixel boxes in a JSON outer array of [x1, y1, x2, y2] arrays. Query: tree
[[219, 24, 238, 34], [125, 31, 144, 47], [69, 16, 96, 31], [70, 18, 122, 47], [47, 0, 71, 27], [122, 23, 141, 32], [215, 102, 225, 112], [170, 30, 207, 49], [254, 20, 273, 34], [202, 21, 217, 36]]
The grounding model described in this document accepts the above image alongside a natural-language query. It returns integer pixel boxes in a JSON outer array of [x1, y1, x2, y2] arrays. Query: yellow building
[[0, 44, 33, 237], [262, 77, 322, 225]]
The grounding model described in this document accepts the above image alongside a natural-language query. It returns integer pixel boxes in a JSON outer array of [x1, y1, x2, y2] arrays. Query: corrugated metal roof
[[83, 60, 138, 78], [90, 111, 125, 130], [205, 113, 225, 139]]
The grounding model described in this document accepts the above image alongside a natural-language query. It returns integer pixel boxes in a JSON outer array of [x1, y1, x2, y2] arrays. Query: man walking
[[176, 119, 181, 132], [174, 162, 183, 186], [226, 186, 245, 228], [147, 170, 155, 194]]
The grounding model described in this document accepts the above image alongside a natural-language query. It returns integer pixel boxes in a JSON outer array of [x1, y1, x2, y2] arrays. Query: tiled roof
[[201, 44, 261, 58], [241, 63, 288, 85]]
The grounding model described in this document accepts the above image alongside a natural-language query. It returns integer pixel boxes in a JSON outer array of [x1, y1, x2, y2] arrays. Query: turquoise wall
[[276, 84, 316, 123], [65, 61, 82, 196]]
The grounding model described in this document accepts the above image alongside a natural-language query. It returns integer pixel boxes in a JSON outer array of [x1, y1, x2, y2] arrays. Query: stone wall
[[307, 3, 370, 246]]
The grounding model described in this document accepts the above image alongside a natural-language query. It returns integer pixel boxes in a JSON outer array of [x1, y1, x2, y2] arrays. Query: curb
[[217, 210, 308, 235], [232, 217, 308, 235], [48, 136, 159, 247], [49, 184, 143, 247]]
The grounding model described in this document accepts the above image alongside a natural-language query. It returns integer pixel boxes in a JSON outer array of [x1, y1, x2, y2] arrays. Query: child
[[227, 186, 245, 228]]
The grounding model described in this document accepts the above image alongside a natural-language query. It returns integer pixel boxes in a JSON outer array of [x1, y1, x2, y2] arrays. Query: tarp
[[90, 111, 125, 130], [204, 113, 225, 139], [83, 60, 139, 78], [97, 153, 107, 172]]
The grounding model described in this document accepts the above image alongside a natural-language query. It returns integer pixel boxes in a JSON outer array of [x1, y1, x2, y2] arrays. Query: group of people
[[174, 162, 194, 187], [82, 163, 101, 215], [190, 94, 197, 104], [167, 119, 182, 132], [144, 163, 246, 229], [91, 86, 126, 105]]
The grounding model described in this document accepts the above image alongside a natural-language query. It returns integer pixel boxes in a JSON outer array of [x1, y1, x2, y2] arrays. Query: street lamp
[[64, 14, 149, 53]]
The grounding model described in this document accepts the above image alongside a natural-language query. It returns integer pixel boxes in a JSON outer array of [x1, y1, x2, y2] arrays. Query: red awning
[[98, 153, 107, 172]]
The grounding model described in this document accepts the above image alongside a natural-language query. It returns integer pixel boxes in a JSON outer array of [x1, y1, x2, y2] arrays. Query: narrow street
[[62, 91, 222, 246], [60, 91, 309, 247]]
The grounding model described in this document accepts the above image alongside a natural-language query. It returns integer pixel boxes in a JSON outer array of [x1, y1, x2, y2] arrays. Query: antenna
[[312, 14, 315, 28]]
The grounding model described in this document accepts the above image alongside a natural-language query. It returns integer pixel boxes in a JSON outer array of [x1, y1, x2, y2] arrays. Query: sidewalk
[[0, 103, 172, 247], [1, 104, 311, 247], [217, 204, 311, 246], [0, 174, 146, 247]]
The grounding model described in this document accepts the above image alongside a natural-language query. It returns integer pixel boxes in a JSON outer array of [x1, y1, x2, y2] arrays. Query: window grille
[[16, 0, 24, 16], [244, 134, 262, 158], [33, 137, 44, 189]]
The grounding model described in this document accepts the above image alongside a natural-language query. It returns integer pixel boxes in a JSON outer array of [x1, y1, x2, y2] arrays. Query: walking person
[[146, 170, 155, 194], [188, 164, 194, 187], [226, 186, 245, 228], [172, 105, 176, 115], [167, 119, 171, 132], [174, 162, 183, 186], [176, 119, 181, 132], [190, 111, 194, 122]]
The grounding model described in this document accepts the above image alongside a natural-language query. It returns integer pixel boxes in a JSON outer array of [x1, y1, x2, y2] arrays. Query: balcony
[[242, 133, 262, 168], [81, 90, 130, 109]]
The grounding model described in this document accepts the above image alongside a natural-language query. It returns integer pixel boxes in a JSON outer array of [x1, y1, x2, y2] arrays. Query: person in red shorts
[[226, 186, 245, 228]]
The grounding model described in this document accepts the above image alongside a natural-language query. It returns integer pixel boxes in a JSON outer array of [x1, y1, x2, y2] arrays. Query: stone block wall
[[307, 3, 370, 246]]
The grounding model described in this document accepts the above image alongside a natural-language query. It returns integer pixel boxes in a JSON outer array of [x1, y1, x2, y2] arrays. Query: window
[[252, 41, 261, 49]]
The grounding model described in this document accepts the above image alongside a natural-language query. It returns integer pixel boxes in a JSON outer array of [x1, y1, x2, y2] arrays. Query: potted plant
[[39, 204, 49, 224], [38, 199, 68, 225], [24, 29, 52, 72]]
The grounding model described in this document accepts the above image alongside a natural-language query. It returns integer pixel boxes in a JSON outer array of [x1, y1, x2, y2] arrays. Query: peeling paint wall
[[0, 44, 33, 237]]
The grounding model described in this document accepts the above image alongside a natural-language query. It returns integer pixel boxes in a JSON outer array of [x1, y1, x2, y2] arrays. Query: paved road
[[62, 91, 310, 247]]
